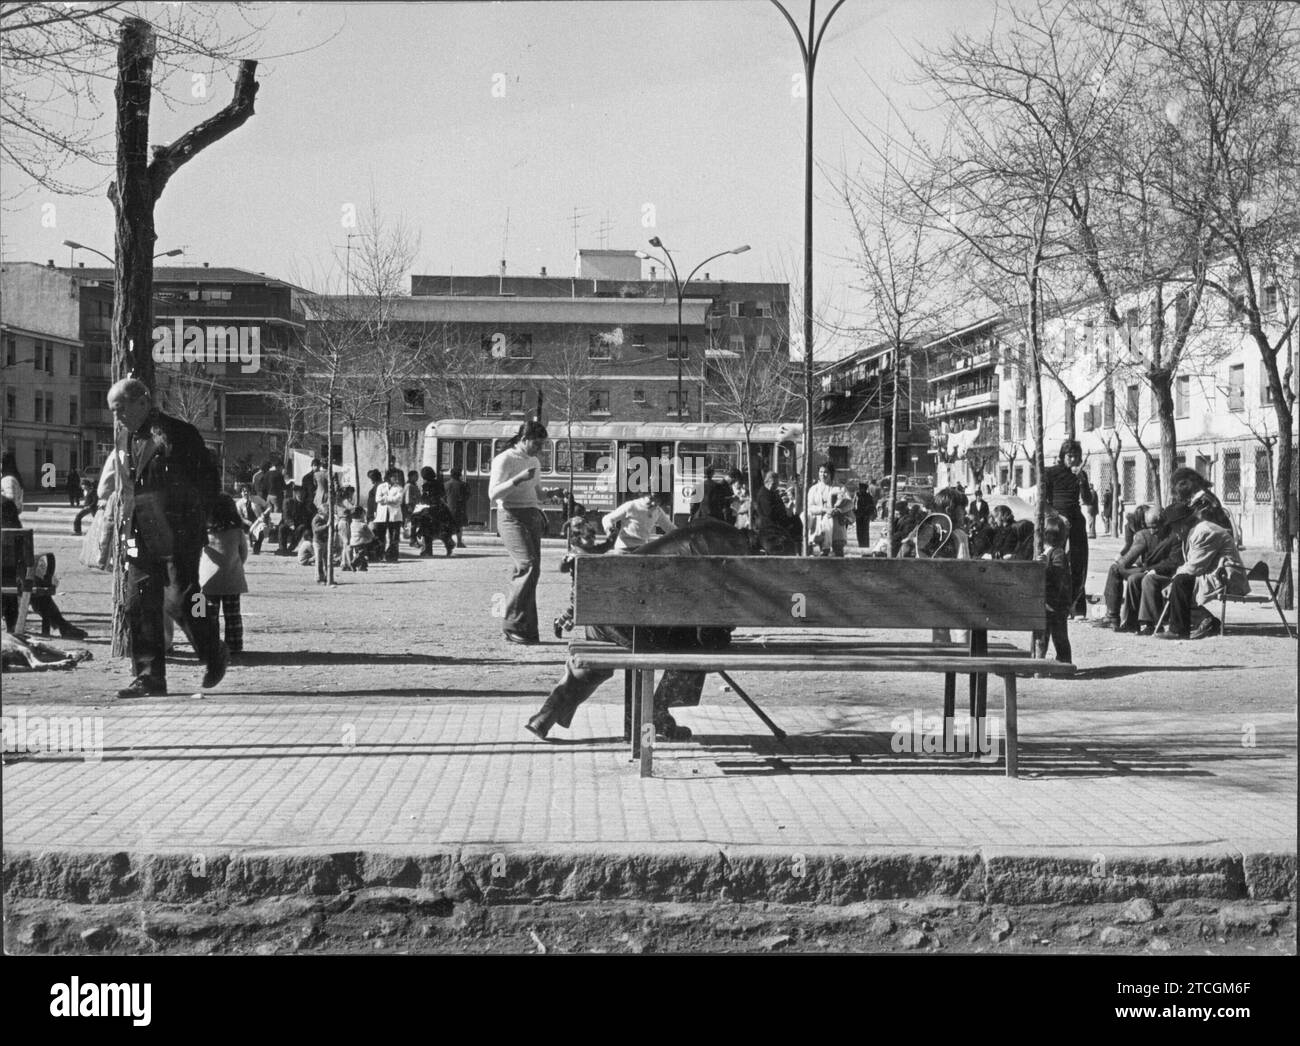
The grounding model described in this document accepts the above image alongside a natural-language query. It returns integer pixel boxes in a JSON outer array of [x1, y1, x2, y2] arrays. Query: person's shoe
[[553, 617, 565, 640], [1136, 624, 1155, 636], [1091, 617, 1119, 630], [58, 623, 88, 640], [117, 678, 167, 699], [201, 642, 230, 688], [456, 541, 466, 548], [524, 713, 553, 741], [1156, 630, 1189, 641], [1190, 616, 1222, 640], [653, 715, 692, 742], [503, 631, 539, 646], [445, 546, 454, 557]]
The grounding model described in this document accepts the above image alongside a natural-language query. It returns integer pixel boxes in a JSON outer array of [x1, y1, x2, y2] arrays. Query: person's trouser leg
[[165, 547, 219, 670], [1139, 572, 1168, 625], [1103, 563, 1125, 619], [498, 507, 543, 640], [126, 558, 168, 687], [1047, 612, 1071, 662], [856, 521, 869, 549], [1121, 573, 1144, 628], [73, 505, 94, 534], [314, 540, 328, 582], [221, 595, 243, 652], [536, 660, 614, 728], [1066, 510, 1088, 613], [1167, 573, 1195, 636]]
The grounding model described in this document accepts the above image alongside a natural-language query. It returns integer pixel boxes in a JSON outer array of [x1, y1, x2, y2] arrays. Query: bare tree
[[0, 2, 331, 199], [707, 342, 796, 486], [838, 142, 956, 548], [540, 326, 606, 514]]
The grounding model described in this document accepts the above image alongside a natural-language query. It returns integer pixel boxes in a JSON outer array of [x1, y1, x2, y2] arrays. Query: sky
[[0, 0, 1007, 359]]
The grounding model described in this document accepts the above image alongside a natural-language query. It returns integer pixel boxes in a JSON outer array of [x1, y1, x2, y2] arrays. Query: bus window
[[555, 440, 612, 473], [775, 441, 797, 481], [480, 440, 494, 472], [466, 441, 479, 473], [677, 441, 740, 476], [537, 440, 553, 473], [440, 441, 459, 473]]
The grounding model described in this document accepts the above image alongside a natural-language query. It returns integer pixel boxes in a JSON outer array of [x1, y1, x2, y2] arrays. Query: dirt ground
[[5, 517, 1296, 716]]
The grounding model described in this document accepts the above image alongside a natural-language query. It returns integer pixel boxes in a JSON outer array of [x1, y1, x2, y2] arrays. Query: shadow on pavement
[[694, 731, 1284, 780], [226, 651, 522, 666]]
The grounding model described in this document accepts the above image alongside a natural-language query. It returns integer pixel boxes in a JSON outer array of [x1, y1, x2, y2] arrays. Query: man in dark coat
[[525, 519, 751, 742], [107, 378, 226, 698], [444, 467, 468, 547], [752, 471, 801, 554], [1135, 502, 1196, 635]]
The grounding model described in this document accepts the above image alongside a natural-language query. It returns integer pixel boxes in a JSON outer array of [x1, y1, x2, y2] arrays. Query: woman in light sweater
[[489, 420, 547, 645]]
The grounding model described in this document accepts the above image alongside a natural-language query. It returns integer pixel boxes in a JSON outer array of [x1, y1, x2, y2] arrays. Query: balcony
[[922, 389, 999, 418], [223, 413, 285, 431]]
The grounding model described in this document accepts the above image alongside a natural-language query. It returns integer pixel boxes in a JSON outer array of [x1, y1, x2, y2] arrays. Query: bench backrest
[[573, 556, 1047, 631]]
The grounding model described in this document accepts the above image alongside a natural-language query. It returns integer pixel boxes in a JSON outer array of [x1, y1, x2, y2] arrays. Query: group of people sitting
[[230, 462, 469, 579], [1094, 467, 1247, 640]]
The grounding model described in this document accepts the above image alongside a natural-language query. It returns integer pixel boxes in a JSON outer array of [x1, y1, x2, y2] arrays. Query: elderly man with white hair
[[106, 377, 227, 698]]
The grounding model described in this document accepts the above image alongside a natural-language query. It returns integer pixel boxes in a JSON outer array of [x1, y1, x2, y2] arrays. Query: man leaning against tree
[[108, 377, 228, 698]]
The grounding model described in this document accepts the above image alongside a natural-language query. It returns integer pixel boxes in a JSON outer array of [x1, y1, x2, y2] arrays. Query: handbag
[[198, 545, 222, 589]]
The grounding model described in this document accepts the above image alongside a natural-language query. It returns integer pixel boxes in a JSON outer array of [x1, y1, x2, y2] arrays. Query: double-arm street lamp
[[62, 239, 184, 266], [637, 239, 750, 420]]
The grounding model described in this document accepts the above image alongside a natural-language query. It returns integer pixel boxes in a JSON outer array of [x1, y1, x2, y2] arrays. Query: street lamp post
[[771, 0, 847, 554], [63, 240, 184, 265], [638, 239, 750, 420]]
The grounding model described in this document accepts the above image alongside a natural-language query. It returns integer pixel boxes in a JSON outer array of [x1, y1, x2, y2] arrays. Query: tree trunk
[[1273, 427, 1295, 608], [887, 356, 901, 558], [1149, 369, 1176, 502], [109, 17, 157, 386], [326, 398, 335, 586], [1104, 439, 1122, 537], [351, 426, 360, 495], [1061, 389, 1077, 442]]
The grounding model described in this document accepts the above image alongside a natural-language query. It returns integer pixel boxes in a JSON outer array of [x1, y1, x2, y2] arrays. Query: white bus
[[423, 419, 803, 531]]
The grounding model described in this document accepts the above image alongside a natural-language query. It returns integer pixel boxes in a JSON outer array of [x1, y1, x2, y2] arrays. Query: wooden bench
[[1, 528, 48, 635], [1221, 550, 1294, 638], [571, 556, 1076, 779]]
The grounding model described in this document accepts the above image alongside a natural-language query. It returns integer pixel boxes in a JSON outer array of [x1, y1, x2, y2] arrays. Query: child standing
[[342, 508, 373, 572], [311, 507, 332, 584], [200, 494, 249, 656], [1034, 516, 1073, 663]]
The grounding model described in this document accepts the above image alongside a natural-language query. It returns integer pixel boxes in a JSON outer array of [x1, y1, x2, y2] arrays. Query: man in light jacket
[[1157, 506, 1249, 640], [372, 467, 405, 563]]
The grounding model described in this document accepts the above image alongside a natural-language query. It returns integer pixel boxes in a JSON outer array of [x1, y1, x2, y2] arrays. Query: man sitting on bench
[[525, 518, 751, 743]]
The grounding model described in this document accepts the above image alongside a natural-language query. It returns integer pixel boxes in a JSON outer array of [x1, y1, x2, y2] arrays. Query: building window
[[69, 397, 78, 425], [632, 388, 646, 405], [1015, 406, 1026, 440], [1254, 447, 1272, 502], [1146, 459, 1158, 503], [509, 389, 525, 415], [1223, 447, 1241, 503], [1261, 374, 1274, 404], [756, 334, 772, 352], [1227, 364, 1245, 411], [481, 332, 533, 359], [756, 301, 773, 318], [588, 390, 610, 415], [632, 332, 647, 350], [728, 302, 742, 318], [587, 333, 613, 360], [1125, 306, 1141, 353], [667, 335, 689, 360], [402, 388, 425, 413], [1103, 386, 1115, 429], [1083, 405, 1096, 432], [1002, 410, 1012, 440], [1175, 375, 1190, 418], [482, 391, 504, 415], [828, 445, 850, 470], [668, 390, 689, 416], [4, 336, 14, 366], [69, 350, 79, 377], [728, 335, 745, 354], [1125, 384, 1140, 427], [200, 288, 233, 302], [1122, 458, 1136, 501], [5, 388, 15, 419], [1016, 380, 1027, 404], [1262, 284, 1280, 316]]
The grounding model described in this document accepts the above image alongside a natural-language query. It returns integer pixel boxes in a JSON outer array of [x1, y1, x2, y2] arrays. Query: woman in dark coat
[[1042, 440, 1091, 615], [416, 466, 455, 557]]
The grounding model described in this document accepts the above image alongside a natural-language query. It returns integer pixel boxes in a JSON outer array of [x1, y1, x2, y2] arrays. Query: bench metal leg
[[639, 669, 655, 778], [623, 671, 633, 742], [943, 673, 956, 753], [1002, 673, 1018, 778], [1266, 581, 1296, 639]]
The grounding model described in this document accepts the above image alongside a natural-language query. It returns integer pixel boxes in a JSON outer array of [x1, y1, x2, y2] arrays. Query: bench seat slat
[[570, 648, 1076, 676], [574, 556, 1049, 631]]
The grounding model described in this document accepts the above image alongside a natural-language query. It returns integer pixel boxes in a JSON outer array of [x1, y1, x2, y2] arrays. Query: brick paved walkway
[[4, 702, 1293, 853]]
